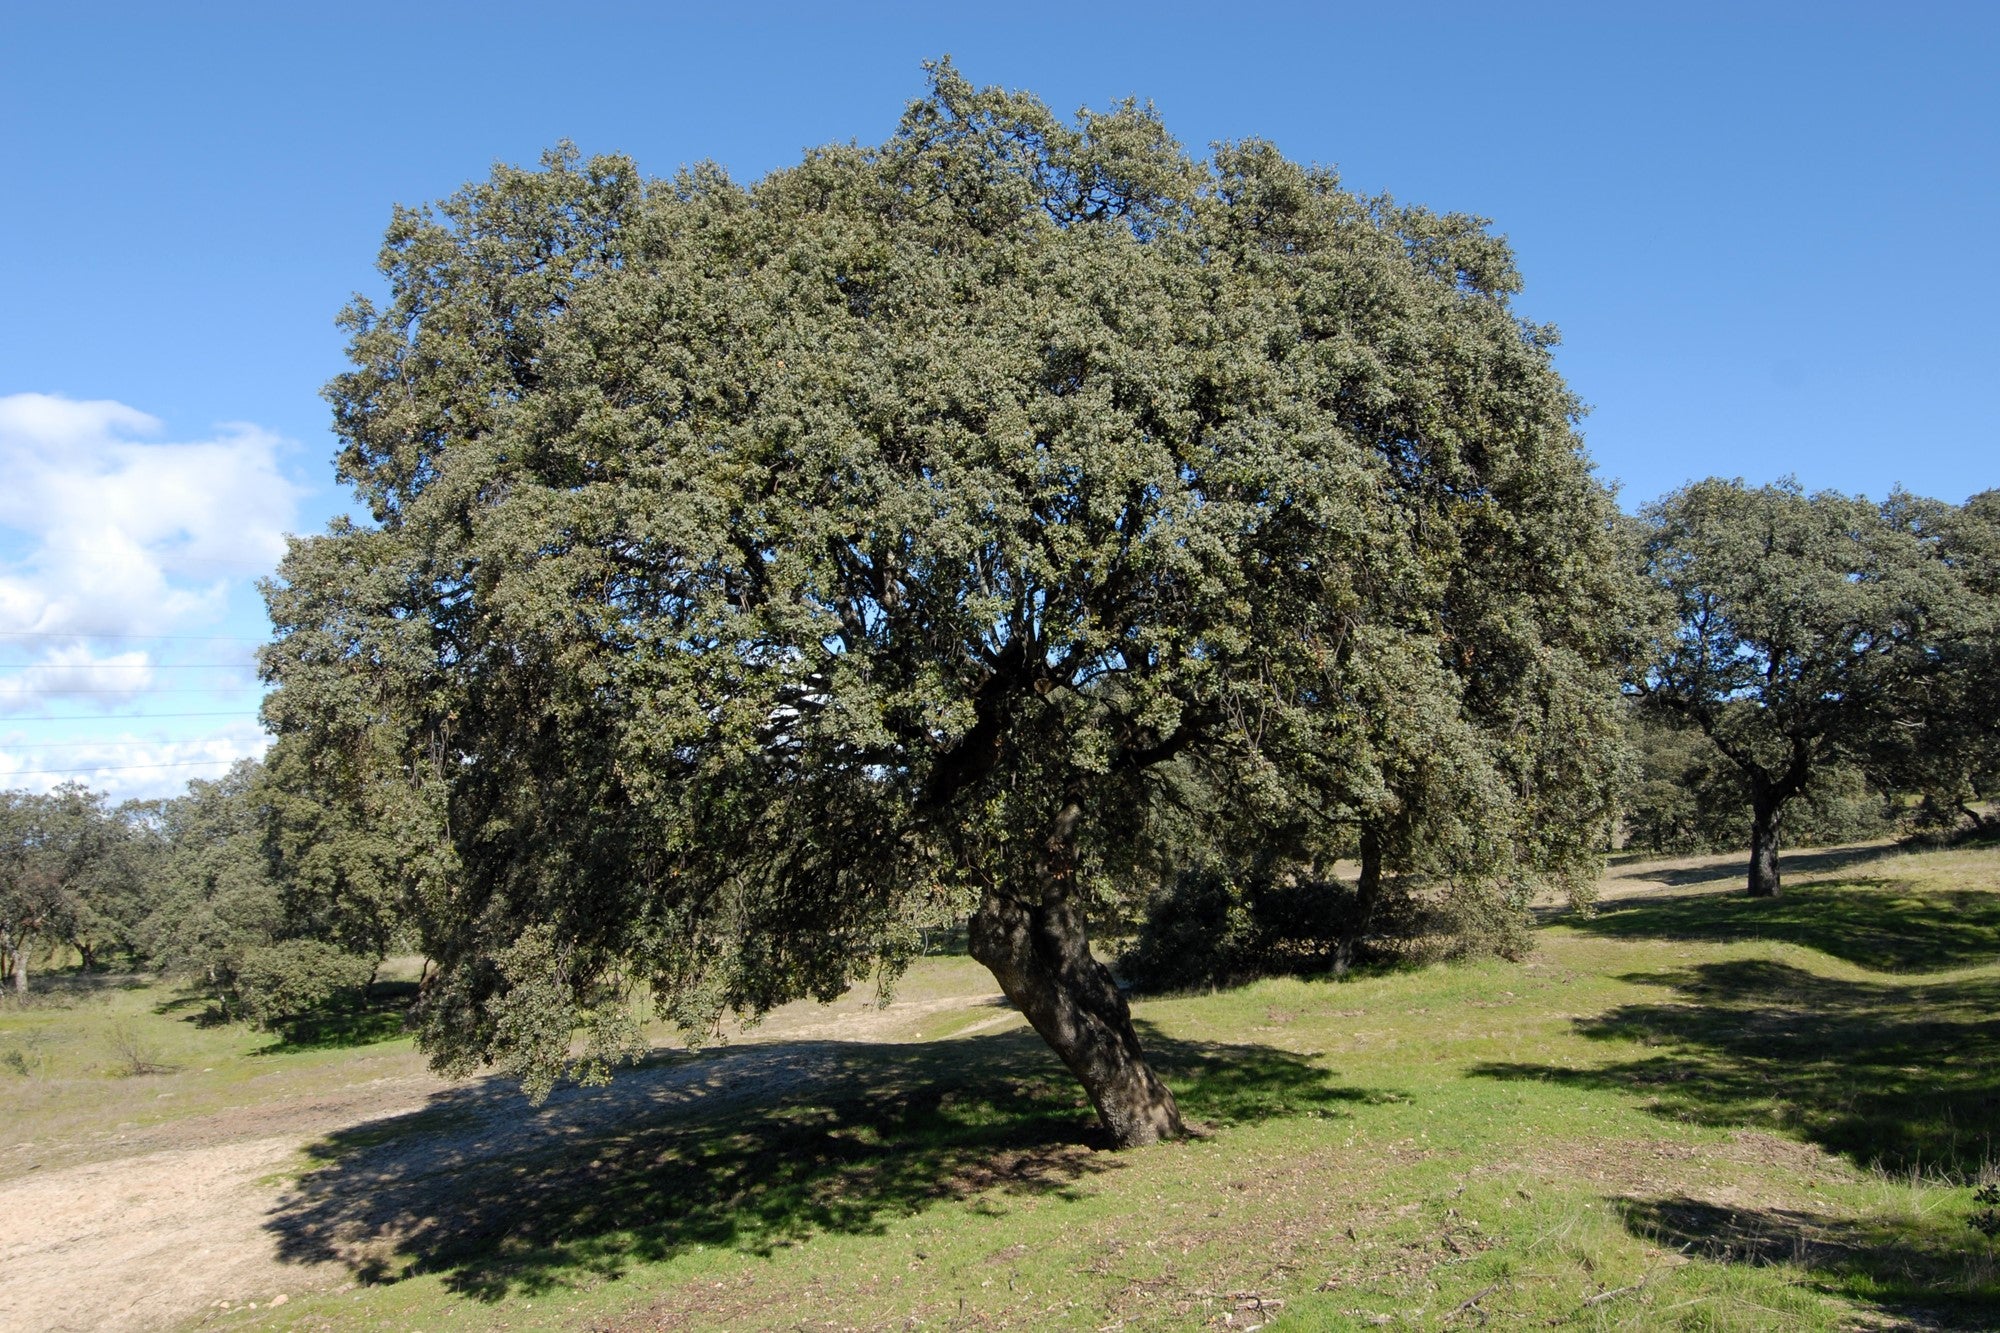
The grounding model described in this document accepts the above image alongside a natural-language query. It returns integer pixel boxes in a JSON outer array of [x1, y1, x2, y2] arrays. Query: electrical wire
[[0, 630, 268, 643], [3, 738, 263, 749], [0, 687, 267, 695], [0, 664, 257, 671], [0, 711, 256, 722], [3, 758, 256, 778]]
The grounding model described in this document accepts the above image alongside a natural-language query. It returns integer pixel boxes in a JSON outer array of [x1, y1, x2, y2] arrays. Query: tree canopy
[[262, 63, 1629, 1146], [1865, 489, 2000, 832], [0, 783, 145, 989], [1631, 478, 1974, 895]]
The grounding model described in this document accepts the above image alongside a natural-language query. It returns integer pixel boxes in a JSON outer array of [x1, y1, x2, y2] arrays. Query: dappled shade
[[264, 1026, 1364, 1301], [1474, 959, 2000, 1179]]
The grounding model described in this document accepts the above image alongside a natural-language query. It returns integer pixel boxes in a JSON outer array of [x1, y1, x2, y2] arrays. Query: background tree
[[1865, 490, 2000, 833], [1633, 478, 1959, 895], [0, 783, 144, 989], [264, 63, 1628, 1147], [138, 761, 288, 1007], [263, 736, 410, 990], [1619, 708, 1891, 856]]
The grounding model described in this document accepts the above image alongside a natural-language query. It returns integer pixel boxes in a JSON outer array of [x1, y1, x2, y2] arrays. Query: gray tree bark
[[1747, 794, 1782, 898], [969, 889, 1184, 1148], [1333, 828, 1384, 977]]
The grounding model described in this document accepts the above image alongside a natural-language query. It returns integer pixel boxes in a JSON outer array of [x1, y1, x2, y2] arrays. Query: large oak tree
[[263, 65, 1627, 1146]]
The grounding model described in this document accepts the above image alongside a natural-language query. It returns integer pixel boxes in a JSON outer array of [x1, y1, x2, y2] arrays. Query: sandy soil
[[0, 987, 1012, 1333]]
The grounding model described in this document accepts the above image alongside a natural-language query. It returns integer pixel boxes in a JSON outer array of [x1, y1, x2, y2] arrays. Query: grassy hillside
[[4, 844, 1997, 1331]]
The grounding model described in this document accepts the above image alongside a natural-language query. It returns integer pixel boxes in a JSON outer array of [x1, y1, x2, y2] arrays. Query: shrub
[[1117, 867, 1348, 992], [1118, 863, 1534, 994], [233, 940, 375, 1031], [106, 1018, 174, 1076]]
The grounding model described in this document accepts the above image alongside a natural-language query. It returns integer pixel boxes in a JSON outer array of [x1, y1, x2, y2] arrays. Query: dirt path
[[0, 987, 1012, 1333], [0, 1135, 350, 1332]]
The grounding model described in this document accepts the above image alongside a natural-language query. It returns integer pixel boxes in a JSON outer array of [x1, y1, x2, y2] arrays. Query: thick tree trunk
[[1333, 829, 1384, 977], [10, 937, 26, 993], [1747, 795, 1782, 898], [969, 889, 1184, 1148]]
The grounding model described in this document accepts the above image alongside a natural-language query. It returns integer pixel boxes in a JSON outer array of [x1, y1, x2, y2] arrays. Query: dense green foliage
[[0, 782, 149, 987], [232, 938, 378, 1031], [1866, 489, 2000, 832], [7, 69, 1991, 1151], [1119, 865, 1352, 991], [0, 761, 385, 1033], [1630, 478, 1981, 894], [261, 63, 1630, 1131], [1620, 711, 1892, 856], [1118, 855, 1543, 993]]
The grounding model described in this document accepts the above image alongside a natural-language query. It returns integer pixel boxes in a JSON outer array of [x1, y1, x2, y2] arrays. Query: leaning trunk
[[1747, 794, 1782, 898], [969, 889, 1184, 1148]]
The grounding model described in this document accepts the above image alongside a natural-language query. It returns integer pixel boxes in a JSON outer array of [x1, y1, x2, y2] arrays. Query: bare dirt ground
[[0, 980, 1015, 1333]]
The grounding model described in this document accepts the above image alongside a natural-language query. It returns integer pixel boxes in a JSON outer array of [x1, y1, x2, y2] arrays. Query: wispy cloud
[[0, 718, 271, 799], [0, 645, 155, 712], [0, 392, 304, 638]]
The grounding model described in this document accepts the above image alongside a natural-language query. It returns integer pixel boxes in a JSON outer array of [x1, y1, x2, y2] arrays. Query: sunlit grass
[[8, 846, 1999, 1329]]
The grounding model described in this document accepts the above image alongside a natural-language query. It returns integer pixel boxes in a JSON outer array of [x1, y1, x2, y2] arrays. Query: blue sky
[[2, 2, 1994, 797]]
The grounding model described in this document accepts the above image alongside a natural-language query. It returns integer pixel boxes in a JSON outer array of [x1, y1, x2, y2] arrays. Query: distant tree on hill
[[262, 63, 1629, 1146], [1632, 478, 1964, 895]]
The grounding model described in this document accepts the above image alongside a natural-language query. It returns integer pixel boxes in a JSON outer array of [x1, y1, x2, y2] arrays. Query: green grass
[[9, 850, 2000, 1330], [0, 962, 429, 1179], [1572, 848, 2000, 972]]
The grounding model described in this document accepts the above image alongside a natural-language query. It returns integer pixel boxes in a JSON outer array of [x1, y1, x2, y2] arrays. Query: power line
[[0, 711, 258, 722], [0, 664, 257, 670], [0, 687, 268, 696], [0, 631, 268, 643], [3, 758, 256, 778], [3, 738, 262, 749]]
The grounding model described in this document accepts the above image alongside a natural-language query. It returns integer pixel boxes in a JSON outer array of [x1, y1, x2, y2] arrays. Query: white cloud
[[0, 645, 154, 712], [0, 393, 304, 637], [0, 719, 270, 800]]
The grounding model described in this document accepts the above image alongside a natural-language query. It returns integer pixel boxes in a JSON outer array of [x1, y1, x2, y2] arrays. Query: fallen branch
[[1443, 1282, 1500, 1323], [1582, 1279, 1646, 1308]]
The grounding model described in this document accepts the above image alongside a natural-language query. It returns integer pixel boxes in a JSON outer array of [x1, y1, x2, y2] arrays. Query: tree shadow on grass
[[1473, 959, 2000, 1179], [155, 980, 417, 1051], [1617, 1195, 2000, 1328], [1556, 877, 2000, 972], [264, 1024, 1365, 1301], [252, 979, 419, 1054], [1617, 843, 1912, 891]]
